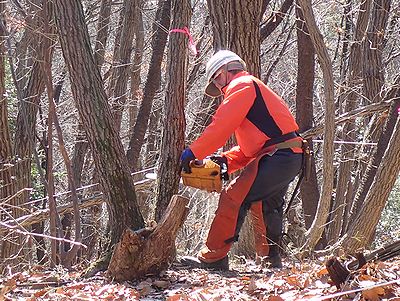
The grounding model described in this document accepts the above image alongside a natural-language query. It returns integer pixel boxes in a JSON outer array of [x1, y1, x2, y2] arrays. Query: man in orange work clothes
[[180, 50, 303, 269]]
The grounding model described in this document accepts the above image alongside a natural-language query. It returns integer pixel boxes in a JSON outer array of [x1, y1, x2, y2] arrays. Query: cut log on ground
[[0, 178, 154, 235], [326, 239, 400, 288], [107, 195, 189, 281]]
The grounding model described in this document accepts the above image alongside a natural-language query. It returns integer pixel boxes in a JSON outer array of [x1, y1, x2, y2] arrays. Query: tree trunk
[[298, 0, 335, 251], [94, 0, 112, 68], [108, 195, 189, 281], [129, 0, 144, 131], [295, 3, 319, 229], [341, 117, 400, 252], [363, 0, 391, 104], [53, 0, 144, 248], [0, 1, 12, 170], [109, 0, 139, 131], [154, 0, 191, 221], [349, 92, 400, 231], [327, 0, 372, 243], [3, 0, 53, 268], [207, 0, 262, 76], [71, 0, 112, 190], [0, 1, 17, 271], [126, 0, 171, 171]]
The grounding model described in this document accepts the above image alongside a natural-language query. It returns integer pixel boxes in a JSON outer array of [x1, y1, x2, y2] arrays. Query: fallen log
[[0, 178, 154, 234], [107, 195, 189, 281]]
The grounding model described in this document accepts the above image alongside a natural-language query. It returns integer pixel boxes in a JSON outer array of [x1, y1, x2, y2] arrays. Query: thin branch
[[301, 100, 392, 139]]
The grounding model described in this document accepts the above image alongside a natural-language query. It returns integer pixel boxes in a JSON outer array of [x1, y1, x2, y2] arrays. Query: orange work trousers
[[198, 148, 302, 263]]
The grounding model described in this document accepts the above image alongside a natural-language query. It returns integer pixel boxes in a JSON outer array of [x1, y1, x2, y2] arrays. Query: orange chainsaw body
[[181, 160, 222, 192]]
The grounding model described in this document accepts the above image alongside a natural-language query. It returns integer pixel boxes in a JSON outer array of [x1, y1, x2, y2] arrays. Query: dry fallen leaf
[[286, 275, 301, 287], [247, 277, 257, 294], [266, 295, 284, 301], [316, 268, 329, 277], [362, 288, 382, 301], [33, 288, 49, 298], [166, 293, 191, 301], [153, 280, 170, 289], [0, 278, 17, 301]]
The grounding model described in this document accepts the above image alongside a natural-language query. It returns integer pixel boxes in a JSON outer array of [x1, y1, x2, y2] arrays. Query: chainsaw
[[180, 159, 227, 193]]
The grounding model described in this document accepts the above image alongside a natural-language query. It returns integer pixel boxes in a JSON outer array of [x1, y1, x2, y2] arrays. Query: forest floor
[[1, 256, 399, 301]]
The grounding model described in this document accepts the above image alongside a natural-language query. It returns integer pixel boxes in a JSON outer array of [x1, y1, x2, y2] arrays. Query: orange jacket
[[190, 71, 301, 173]]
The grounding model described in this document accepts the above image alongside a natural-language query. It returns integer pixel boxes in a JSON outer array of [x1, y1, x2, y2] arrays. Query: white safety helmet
[[205, 50, 247, 97]]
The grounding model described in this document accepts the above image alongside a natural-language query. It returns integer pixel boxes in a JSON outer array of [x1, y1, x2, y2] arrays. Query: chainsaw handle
[[189, 160, 205, 168]]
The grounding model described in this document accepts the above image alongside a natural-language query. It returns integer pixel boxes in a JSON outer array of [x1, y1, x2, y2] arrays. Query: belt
[[275, 138, 303, 150], [263, 131, 302, 149]]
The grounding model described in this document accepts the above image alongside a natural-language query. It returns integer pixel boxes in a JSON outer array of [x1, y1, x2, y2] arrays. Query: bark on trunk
[[327, 0, 372, 243], [341, 117, 400, 252], [154, 0, 191, 221], [0, 2, 12, 167], [298, 0, 335, 251], [129, 0, 144, 131], [207, 0, 262, 76], [94, 0, 112, 68], [362, 0, 391, 104], [349, 94, 400, 230], [295, 3, 319, 229], [2, 0, 53, 268], [53, 0, 144, 247], [0, 1, 17, 271], [108, 195, 189, 281], [109, 0, 139, 131], [126, 0, 171, 171]]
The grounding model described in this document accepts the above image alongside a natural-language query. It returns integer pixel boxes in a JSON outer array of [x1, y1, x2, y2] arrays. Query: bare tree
[[0, 2, 16, 271], [126, 0, 171, 171], [207, 0, 262, 75], [341, 114, 400, 252], [109, 0, 140, 131], [327, 0, 372, 244], [129, 0, 145, 131], [53, 0, 144, 251], [298, 0, 335, 252], [1, 0, 54, 268], [363, 0, 391, 104], [72, 0, 112, 189], [154, 0, 191, 221], [294, 3, 318, 230], [0, 3, 11, 166]]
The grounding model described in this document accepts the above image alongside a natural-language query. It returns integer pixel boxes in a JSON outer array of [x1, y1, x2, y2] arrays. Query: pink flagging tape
[[169, 26, 197, 56]]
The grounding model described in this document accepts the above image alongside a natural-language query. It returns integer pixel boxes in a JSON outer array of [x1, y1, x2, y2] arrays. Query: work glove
[[180, 148, 196, 173], [210, 155, 229, 181]]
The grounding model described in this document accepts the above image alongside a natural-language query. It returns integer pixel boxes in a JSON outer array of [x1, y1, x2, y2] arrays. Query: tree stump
[[107, 195, 189, 281]]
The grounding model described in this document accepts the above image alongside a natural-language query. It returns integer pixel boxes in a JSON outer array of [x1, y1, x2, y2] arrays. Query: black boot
[[180, 256, 229, 270], [264, 238, 283, 268], [264, 253, 282, 268]]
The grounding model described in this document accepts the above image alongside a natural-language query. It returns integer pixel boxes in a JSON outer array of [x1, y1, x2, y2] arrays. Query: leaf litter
[[0, 258, 399, 300]]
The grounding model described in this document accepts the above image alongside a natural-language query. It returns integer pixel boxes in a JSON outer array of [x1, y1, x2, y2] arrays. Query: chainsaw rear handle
[[189, 160, 205, 168], [188, 160, 220, 177]]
